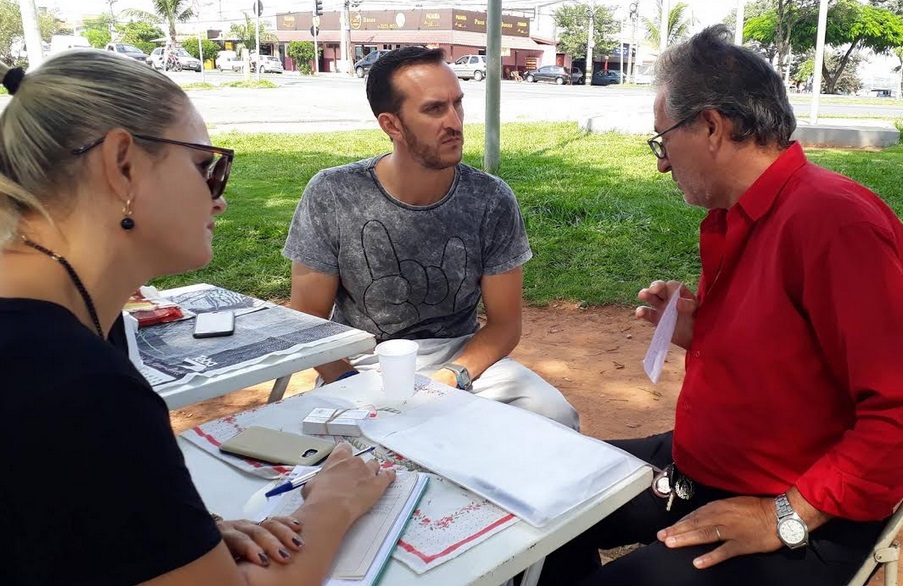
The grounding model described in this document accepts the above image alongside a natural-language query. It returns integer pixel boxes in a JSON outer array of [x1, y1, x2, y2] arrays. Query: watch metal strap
[[775, 493, 795, 518]]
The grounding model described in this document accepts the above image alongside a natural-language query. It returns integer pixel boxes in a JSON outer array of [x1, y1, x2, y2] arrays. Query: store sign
[[275, 8, 525, 36], [346, 9, 452, 31], [451, 10, 529, 37]]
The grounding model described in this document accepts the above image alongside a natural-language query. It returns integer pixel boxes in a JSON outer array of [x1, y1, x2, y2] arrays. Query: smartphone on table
[[219, 426, 335, 465], [192, 310, 235, 338]]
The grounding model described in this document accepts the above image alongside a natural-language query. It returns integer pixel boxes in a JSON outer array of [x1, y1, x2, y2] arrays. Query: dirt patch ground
[[169, 304, 893, 585], [170, 303, 680, 439]]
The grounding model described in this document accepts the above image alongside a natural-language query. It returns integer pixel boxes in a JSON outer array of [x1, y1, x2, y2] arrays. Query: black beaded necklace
[[20, 237, 105, 338]]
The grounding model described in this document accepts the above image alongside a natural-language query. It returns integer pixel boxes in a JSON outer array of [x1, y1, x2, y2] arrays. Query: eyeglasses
[[72, 134, 234, 200], [647, 113, 698, 160]]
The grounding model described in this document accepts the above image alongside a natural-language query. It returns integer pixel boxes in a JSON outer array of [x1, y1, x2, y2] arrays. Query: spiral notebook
[[256, 469, 428, 584]]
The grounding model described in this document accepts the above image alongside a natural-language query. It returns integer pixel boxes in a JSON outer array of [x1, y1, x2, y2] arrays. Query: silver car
[[449, 54, 488, 81], [253, 55, 284, 74]]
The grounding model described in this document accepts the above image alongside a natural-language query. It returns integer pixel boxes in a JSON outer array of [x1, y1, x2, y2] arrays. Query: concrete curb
[[791, 124, 900, 148], [580, 114, 901, 149]]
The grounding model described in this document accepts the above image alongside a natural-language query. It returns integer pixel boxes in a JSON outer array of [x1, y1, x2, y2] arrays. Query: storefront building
[[272, 8, 555, 77]]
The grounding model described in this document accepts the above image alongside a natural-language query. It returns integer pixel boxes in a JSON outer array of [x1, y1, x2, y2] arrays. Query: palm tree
[[643, 1, 695, 49], [229, 14, 276, 51], [125, 0, 193, 43]]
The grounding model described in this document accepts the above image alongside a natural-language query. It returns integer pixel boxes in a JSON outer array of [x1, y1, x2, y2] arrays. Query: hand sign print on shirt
[[361, 220, 467, 337]]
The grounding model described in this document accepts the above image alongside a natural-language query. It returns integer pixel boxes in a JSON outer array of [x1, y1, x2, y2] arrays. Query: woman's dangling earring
[[121, 198, 135, 231]]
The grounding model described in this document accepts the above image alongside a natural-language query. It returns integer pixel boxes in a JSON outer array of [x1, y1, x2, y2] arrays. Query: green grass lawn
[[153, 123, 903, 306]]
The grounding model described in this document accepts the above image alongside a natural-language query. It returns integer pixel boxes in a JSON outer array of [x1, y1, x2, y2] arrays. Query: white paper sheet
[[642, 287, 680, 384], [359, 391, 643, 527]]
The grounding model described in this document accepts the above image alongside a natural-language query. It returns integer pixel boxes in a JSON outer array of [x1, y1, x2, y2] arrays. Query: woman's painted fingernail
[[292, 537, 303, 547], [279, 549, 291, 559], [258, 552, 270, 565]]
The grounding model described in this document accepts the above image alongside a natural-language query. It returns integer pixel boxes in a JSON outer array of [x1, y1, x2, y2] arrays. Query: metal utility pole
[[627, 2, 638, 83], [484, 0, 501, 174], [312, 0, 322, 74], [585, 1, 594, 84], [734, 0, 745, 45], [659, 0, 669, 56], [341, 0, 351, 75], [619, 18, 625, 82], [254, 0, 261, 81], [809, 0, 829, 125], [18, 0, 43, 70]]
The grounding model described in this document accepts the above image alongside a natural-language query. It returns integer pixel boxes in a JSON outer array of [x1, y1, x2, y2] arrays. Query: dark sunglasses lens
[[208, 156, 230, 199]]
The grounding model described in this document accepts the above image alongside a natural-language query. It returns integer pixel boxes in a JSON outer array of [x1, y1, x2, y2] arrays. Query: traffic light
[[313, 0, 323, 16]]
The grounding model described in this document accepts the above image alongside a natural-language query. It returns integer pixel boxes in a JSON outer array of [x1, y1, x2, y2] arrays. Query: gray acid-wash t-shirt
[[283, 156, 532, 342]]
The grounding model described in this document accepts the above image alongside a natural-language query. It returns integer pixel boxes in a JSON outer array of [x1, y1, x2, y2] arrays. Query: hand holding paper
[[639, 281, 697, 384], [636, 280, 698, 350]]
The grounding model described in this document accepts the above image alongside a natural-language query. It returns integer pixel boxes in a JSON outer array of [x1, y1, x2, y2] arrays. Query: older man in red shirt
[[539, 25, 903, 586]]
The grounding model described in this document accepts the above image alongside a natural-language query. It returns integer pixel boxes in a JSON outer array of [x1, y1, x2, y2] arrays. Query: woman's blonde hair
[[0, 50, 189, 244]]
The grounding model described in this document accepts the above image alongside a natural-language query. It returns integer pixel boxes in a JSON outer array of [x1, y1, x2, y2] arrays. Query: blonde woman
[[0, 51, 394, 586]]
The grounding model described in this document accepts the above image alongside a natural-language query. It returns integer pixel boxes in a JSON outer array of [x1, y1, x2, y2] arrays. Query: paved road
[[2, 70, 900, 135]]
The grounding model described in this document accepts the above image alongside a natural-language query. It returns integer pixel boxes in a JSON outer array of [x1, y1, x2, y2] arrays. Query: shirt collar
[[735, 141, 807, 222]]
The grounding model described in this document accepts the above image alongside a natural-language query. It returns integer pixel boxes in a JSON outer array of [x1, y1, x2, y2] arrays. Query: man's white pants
[[339, 334, 580, 431]]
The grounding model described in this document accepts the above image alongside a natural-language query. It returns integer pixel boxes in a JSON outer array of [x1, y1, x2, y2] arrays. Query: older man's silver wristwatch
[[775, 493, 809, 549], [442, 363, 473, 391]]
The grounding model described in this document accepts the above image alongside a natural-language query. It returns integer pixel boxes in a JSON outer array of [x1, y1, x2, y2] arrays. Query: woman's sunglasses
[[72, 134, 234, 200]]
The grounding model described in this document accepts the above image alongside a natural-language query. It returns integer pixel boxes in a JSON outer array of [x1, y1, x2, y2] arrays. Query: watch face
[[778, 518, 807, 545]]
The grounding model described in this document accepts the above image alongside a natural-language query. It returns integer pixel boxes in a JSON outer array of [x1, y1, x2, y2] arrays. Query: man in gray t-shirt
[[283, 47, 578, 430]]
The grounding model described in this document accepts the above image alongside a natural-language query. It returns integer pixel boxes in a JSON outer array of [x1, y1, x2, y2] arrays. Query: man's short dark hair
[[656, 25, 796, 148], [365, 46, 447, 118]]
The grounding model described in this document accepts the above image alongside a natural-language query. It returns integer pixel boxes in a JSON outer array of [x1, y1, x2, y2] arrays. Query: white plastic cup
[[374, 339, 419, 400]]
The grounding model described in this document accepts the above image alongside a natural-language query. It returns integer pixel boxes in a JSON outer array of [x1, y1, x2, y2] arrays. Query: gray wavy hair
[[655, 25, 796, 148]]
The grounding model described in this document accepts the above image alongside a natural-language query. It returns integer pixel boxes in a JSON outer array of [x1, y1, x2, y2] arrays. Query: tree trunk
[[823, 41, 858, 94]]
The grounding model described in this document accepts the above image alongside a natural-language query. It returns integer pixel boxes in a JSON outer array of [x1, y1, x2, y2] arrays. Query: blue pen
[[265, 446, 376, 498]]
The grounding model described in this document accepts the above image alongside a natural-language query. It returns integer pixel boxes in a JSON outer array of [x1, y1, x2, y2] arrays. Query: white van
[[49, 35, 91, 55], [216, 50, 243, 72]]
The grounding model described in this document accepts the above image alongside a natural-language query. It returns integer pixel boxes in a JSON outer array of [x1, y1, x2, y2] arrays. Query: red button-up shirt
[[673, 142, 903, 521]]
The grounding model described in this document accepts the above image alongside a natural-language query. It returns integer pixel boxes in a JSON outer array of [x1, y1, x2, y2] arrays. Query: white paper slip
[[642, 286, 681, 384]]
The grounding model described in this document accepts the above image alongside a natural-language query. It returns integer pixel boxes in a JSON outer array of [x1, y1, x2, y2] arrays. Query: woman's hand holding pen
[[298, 443, 396, 530]]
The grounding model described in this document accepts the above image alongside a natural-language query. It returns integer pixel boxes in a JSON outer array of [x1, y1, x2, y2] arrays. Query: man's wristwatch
[[775, 493, 809, 549], [442, 363, 473, 391]]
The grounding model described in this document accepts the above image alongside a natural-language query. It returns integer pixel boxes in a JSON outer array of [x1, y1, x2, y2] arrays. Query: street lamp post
[[735, 0, 745, 45]]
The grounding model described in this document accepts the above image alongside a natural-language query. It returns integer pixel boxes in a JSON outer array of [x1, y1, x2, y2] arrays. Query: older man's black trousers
[[537, 432, 885, 586]]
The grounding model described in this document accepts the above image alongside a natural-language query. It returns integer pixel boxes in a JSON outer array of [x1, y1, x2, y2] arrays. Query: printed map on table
[[136, 286, 357, 387]]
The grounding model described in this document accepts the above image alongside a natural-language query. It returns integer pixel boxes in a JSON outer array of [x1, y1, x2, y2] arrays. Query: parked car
[[353, 49, 391, 78], [105, 42, 148, 62], [216, 50, 243, 72], [633, 65, 654, 84], [251, 54, 284, 74], [148, 47, 202, 72], [570, 67, 585, 85], [591, 70, 624, 86], [449, 54, 488, 81], [48, 34, 91, 56], [524, 65, 574, 85]]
